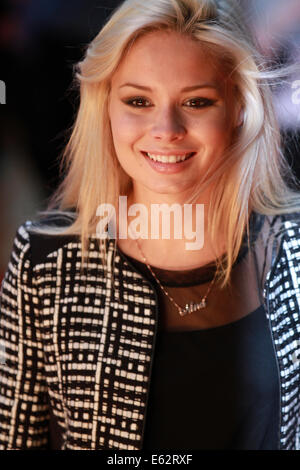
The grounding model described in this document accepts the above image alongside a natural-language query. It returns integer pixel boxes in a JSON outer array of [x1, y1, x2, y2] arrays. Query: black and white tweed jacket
[[1, 211, 300, 450]]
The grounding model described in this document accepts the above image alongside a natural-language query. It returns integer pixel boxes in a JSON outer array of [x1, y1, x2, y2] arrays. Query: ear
[[235, 103, 244, 127]]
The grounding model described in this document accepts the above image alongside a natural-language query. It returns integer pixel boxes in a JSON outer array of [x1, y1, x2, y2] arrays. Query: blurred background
[[0, 0, 300, 281]]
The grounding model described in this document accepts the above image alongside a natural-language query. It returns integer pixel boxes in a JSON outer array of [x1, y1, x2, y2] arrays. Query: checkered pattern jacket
[[1, 211, 300, 450]]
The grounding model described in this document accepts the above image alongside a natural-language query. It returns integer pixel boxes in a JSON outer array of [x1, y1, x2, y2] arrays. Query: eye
[[184, 98, 217, 108], [124, 97, 152, 108]]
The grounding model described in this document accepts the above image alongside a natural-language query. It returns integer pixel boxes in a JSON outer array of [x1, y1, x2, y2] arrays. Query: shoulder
[[273, 211, 300, 240], [260, 210, 300, 237], [281, 211, 300, 229], [264, 211, 300, 267], [12, 211, 81, 268]]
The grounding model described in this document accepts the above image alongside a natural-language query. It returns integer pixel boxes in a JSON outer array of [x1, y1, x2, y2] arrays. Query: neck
[[116, 183, 226, 270], [125, 184, 213, 243]]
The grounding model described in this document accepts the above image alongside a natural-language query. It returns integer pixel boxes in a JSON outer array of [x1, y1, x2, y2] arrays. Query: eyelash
[[123, 97, 217, 109]]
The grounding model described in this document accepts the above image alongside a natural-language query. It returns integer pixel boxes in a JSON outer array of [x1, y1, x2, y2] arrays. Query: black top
[[142, 304, 279, 450], [118, 212, 280, 450]]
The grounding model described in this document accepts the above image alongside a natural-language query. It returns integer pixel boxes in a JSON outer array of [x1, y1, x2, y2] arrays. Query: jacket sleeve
[[0, 222, 50, 449]]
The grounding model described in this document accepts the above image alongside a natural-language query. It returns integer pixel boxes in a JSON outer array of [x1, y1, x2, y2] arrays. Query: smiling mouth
[[142, 151, 196, 163]]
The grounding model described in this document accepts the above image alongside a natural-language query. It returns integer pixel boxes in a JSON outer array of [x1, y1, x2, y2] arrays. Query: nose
[[149, 106, 187, 141]]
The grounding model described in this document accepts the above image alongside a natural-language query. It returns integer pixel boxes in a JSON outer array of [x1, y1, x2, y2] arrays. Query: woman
[[1, 0, 300, 450]]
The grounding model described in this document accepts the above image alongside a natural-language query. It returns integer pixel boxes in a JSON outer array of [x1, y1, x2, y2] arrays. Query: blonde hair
[[32, 0, 300, 288]]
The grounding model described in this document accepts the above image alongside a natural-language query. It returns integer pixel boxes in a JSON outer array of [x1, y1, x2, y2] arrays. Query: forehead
[[111, 30, 226, 89]]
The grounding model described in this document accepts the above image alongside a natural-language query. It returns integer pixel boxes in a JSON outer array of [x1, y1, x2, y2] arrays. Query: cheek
[[192, 115, 230, 147], [110, 108, 145, 145]]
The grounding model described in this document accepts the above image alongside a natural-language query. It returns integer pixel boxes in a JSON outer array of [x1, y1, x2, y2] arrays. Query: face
[[108, 31, 240, 203]]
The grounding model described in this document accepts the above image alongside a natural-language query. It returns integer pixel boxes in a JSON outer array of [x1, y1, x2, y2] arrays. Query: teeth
[[146, 153, 192, 163]]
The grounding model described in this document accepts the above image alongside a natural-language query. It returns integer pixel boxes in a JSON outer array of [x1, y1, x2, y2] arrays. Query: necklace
[[134, 237, 218, 317]]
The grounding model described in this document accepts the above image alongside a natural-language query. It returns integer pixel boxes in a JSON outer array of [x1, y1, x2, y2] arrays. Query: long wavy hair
[[32, 0, 300, 288]]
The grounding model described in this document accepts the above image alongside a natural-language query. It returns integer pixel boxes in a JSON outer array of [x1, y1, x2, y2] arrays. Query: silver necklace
[[134, 237, 218, 317]]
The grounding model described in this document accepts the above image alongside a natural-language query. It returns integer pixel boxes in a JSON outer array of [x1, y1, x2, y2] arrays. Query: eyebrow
[[118, 82, 219, 92]]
